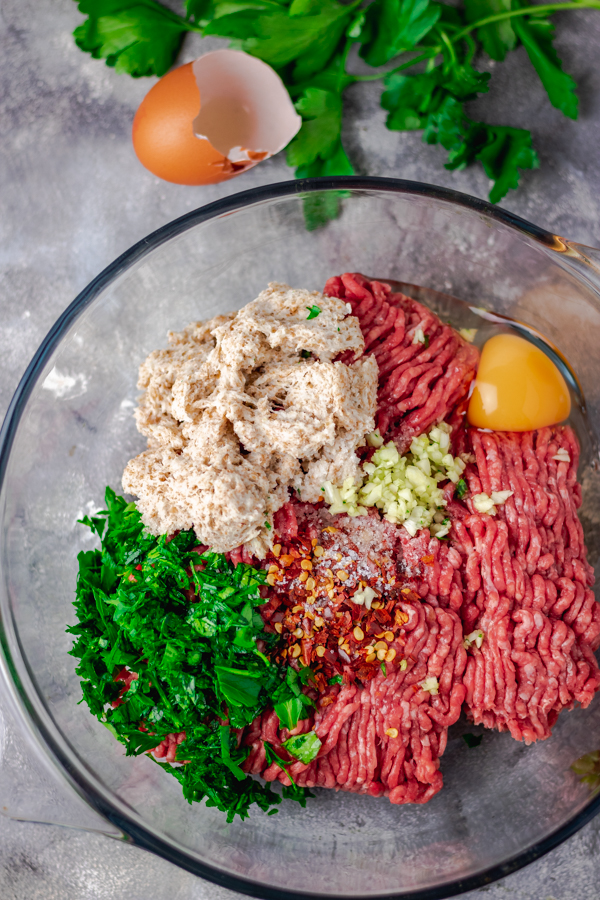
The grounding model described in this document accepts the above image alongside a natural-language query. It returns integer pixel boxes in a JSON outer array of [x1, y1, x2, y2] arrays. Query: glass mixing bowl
[[2, 177, 600, 900]]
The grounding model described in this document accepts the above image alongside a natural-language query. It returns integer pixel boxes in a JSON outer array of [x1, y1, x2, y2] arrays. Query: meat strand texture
[[324, 273, 479, 452], [451, 427, 600, 743], [243, 593, 467, 803]]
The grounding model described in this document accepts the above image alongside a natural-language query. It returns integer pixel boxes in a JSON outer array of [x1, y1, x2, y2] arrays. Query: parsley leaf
[[69, 487, 315, 821], [274, 696, 306, 729], [381, 64, 489, 132], [381, 72, 440, 131], [74, 0, 188, 76], [423, 95, 539, 203], [359, 0, 441, 67], [287, 88, 343, 168], [215, 666, 264, 708], [475, 124, 540, 203], [464, 0, 516, 62], [456, 478, 467, 499], [306, 304, 322, 319], [282, 730, 322, 763], [512, 13, 578, 120], [288, 64, 354, 230], [203, 0, 356, 80]]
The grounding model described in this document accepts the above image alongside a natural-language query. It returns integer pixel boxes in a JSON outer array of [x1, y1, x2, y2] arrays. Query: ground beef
[[324, 272, 479, 452], [447, 426, 600, 743], [243, 589, 466, 804]]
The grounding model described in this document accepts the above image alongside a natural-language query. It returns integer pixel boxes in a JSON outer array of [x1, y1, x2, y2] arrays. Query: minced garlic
[[463, 629, 484, 650], [323, 422, 466, 538], [471, 490, 513, 516], [420, 676, 439, 695]]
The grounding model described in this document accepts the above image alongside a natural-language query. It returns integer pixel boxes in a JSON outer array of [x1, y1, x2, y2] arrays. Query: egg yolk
[[467, 333, 571, 431], [132, 63, 240, 186]]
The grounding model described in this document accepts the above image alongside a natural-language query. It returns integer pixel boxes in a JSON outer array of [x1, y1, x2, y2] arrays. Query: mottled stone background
[[2, 1, 600, 897]]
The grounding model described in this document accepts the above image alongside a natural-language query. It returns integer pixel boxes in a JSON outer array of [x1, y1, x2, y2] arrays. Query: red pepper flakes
[[257, 522, 420, 686]]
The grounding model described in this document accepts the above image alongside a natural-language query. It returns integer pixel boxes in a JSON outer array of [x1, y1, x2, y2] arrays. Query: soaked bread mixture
[[123, 283, 378, 555]]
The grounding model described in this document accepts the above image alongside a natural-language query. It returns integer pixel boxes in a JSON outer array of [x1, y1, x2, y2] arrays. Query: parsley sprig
[[69, 487, 314, 821], [72, 0, 600, 225]]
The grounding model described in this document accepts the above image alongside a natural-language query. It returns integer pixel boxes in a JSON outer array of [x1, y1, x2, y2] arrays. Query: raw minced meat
[[324, 272, 479, 452]]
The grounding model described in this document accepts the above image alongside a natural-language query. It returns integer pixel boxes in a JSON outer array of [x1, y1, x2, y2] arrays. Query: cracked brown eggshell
[[132, 49, 302, 186]]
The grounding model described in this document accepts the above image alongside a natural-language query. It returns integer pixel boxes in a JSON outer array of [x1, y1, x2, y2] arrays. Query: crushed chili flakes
[[257, 512, 420, 686]]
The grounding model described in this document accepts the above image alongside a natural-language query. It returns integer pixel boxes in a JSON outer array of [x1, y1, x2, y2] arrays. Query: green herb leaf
[[215, 666, 264, 707], [464, 0, 516, 62], [382, 63, 489, 134], [295, 139, 354, 231], [282, 730, 322, 763], [423, 95, 539, 203], [184, 0, 216, 22], [203, 0, 354, 80], [456, 478, 467, 499], [381, 72, 439, 131], [74, 0, 187, 77], [328, 674, 343, 685], [441, 64, 490, 100], [287, 88, 342, 169], [512, 13, 578, 120], [306, 304, 322, 319], [264, 741, 297, 782], [274, 696, 306, 730], [475, 124, 540, 203], [359, 0, 441, 67]]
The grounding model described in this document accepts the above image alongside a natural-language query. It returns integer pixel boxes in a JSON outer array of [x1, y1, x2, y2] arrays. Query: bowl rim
[[2, 175, 600, 900]]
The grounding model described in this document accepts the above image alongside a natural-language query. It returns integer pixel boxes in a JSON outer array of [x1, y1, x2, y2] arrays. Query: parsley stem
[[352, 50, 438, 82], [148, 666, 183, 729], [437, 29, 457, 66], [451, 1, 600, 44], [463, 33, 477, 66], [339, 38, 354, 91]]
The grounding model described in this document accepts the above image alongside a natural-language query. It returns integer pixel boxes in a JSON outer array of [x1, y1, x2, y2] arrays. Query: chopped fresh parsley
[[300, 349, 312, 358], [328, 674, 343, 685], [456, 478, 468, 499], [306, 304, 322, 320], [69, 487, 315, 821], [282, 731, 322, 764]]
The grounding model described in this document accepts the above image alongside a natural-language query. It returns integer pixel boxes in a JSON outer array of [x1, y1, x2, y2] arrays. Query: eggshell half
[[132, 50, 301, 186], [192, 49, 302, 164]]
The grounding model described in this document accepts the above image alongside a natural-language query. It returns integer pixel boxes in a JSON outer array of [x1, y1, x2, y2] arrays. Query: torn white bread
[[123, 283, 378, 556]]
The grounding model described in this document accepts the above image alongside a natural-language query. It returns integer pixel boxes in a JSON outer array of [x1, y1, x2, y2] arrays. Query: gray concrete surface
[[2, 1, 600, 897]]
